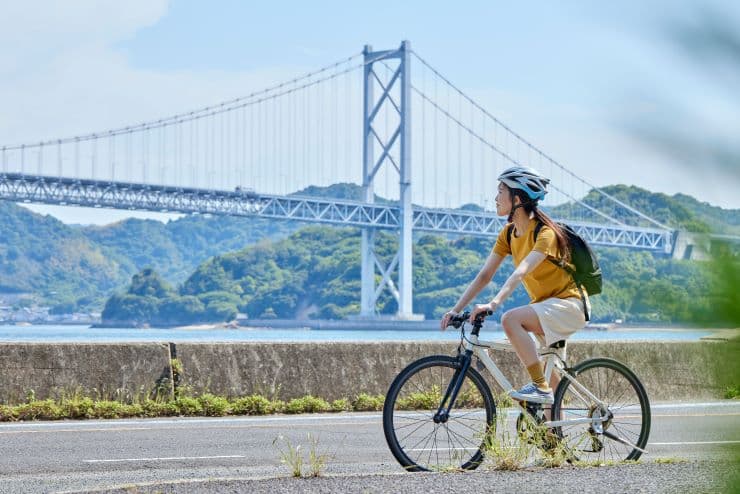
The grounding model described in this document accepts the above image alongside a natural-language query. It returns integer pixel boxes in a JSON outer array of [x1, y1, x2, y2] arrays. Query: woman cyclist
[[440, 166, 588, 404]]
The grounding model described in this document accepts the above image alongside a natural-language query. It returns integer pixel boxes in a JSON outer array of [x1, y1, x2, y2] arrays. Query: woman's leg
[[500, 305, 544, 367], [501, 306, 553, 396]]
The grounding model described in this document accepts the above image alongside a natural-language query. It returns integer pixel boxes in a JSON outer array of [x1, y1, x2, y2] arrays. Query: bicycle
[[383, 311, 651, 472]]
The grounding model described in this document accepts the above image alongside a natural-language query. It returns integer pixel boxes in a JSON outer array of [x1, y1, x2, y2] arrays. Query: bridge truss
[[0, 173, 673, 253]]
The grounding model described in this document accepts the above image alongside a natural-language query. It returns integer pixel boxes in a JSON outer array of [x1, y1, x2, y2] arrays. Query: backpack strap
[[533, 221, 544, 241], [508, 220, 590, 321], [536, 220, 590, 322]]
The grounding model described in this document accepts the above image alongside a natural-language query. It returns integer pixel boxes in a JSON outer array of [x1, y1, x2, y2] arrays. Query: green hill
[[103, 224, 717, 325], [2, 183, 737, 322]]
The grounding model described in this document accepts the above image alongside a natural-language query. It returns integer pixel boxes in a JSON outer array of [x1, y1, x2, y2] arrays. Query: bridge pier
[[359, 41, 422, 320]]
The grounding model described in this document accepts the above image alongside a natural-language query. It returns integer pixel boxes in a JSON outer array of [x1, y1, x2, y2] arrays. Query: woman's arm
[[440, 252, 504, 330], [469, 250, 548, 320]]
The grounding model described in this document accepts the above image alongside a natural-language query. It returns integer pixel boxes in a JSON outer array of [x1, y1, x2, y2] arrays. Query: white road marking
[[650, 440, 740, 446], [0, 401, 737, 433], [84, 455, 246, 463]]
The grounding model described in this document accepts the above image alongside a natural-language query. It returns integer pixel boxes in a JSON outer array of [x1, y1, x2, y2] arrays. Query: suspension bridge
[[0, 41, 679, 319]]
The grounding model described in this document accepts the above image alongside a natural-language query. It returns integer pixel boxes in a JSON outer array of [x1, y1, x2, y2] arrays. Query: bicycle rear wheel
[[551, 357, 651, 463], [383, 355, 495, 472]]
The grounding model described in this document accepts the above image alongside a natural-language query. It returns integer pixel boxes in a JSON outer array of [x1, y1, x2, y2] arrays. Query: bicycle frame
[[459, 329, 611, 430]]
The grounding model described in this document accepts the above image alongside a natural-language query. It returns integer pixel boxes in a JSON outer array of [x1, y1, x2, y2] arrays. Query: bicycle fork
[[433, 350, 474, 424]]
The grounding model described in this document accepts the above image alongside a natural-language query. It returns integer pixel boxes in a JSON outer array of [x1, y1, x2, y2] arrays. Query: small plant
[[0, 405, 17, 421], [723, 385, 739, 399], [396, 387, 442, 410], [495, 392, 514, 409], [92, 400, 123, 419], [574, 458, 641, 467], [285, 396, 330, 414], [271, 399, 287, 414], [198, 393, 231, 416], [61, 396, 94, 419], [307, 433, 330, 477], [483, 404, 533, 471], [170, 358, 183, 377], [330, 398, 350, 412], [15, 400, 62, 420], [352, 393, 384, 411], [273, 435, 303, 477], [175, 396, 203, 416], [654, 457, 687, 464], [231, 394, 273, 415], [142, 399, 178, 417]]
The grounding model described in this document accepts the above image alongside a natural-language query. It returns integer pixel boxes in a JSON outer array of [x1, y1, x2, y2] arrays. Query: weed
[[198, 393, 231, 416], [723, 385, 739, 399], [654, 457, 687, 464], [574, 458, 641, 467], [142, 399, 178, 417], [174, 396, 203, 416], [92, 400, 123, 419], [330, 398, 350, 412], [271, 399, 287, 414], [352, 393, 384, 411], [118, 403, 144, 418], [396, 387, 441, 410], [307, 433, 331, 477], [15, 400, 62, 420], [0, 405, 17, 421], [285, 396, 331, 414], [482, 405, 532, 471], [61, 396, 94, 419], [273, 434, 303, 477], [170, 358, 183, 377], [495, 392, 514, 409], [231, 394, 273, 415]]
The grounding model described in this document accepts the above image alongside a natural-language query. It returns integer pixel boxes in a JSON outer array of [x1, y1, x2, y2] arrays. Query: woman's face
[[495, 182, 512, 216]]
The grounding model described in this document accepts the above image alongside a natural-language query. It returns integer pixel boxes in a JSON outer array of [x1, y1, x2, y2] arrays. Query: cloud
[[0, 1, 308, 146]]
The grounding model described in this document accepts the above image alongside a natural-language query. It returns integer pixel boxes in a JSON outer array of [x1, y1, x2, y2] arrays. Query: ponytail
[[533, 208, 571, 263], [508, 186, 570, 262]]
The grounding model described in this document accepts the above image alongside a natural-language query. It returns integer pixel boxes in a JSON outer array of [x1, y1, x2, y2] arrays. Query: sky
[[2, 0, 738, 225]]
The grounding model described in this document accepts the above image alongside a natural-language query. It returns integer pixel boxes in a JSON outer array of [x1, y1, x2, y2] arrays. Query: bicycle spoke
[[398, 418, 434, 445]]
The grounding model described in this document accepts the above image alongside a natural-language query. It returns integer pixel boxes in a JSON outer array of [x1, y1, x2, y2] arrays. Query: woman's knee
[[501, 309, 520, 335]]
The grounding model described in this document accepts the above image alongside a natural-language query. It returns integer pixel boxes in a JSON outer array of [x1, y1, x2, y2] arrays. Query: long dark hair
[[508, 187, 571, 262]]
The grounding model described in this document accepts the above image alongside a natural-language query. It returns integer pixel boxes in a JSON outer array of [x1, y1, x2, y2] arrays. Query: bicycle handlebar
[[447, 309, 493, 329]]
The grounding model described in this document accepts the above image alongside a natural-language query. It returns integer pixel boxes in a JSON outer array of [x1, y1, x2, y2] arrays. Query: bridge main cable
[[410, 50, 671, 231]]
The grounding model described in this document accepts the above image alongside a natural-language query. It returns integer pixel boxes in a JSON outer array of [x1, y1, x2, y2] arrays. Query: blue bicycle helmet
[[497, 166, 550, 201]]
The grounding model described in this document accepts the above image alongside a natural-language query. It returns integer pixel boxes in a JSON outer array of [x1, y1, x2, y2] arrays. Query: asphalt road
[[0, 401, 737, 493]]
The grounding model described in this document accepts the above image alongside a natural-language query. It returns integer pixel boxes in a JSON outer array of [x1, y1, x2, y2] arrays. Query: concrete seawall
[[0, 341, 723, 405]]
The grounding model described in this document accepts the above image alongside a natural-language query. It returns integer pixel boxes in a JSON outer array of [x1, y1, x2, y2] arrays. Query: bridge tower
[[359, 41, 420, 320]]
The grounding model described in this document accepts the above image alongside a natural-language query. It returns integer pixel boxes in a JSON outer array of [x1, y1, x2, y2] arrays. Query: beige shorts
[[530, 297, 588, 346]]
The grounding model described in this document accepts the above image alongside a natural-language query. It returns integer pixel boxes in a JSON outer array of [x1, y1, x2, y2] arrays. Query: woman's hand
[[440, 310, 458, 331], [469, 302, 497, 324]]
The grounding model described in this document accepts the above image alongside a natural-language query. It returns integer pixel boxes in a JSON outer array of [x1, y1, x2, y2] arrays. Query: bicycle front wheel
[[551, 357, 651, 463], [383, 355, 496, 472]]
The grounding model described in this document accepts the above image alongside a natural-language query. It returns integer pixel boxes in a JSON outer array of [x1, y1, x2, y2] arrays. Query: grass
[[0, 391, 385, 421], [273, 435, 303, 477], [723, 385, 740, 399], [654, 457, 687, 465], [272, 433, 333, 478], [574, 459, 641, 467], [481, 399, 574, 471]]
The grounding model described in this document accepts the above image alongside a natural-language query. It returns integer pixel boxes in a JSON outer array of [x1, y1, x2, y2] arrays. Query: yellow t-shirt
[[492, 218, 582, 303]]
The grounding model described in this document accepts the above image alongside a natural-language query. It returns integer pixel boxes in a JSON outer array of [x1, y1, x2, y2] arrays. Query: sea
[[0, 324, 715, 343]]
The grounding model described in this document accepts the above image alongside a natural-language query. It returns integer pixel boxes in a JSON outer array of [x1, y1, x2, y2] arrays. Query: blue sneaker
[[510, 382, 554, 404]]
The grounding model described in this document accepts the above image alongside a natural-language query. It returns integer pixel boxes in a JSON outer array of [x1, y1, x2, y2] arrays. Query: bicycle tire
[[551, 357, 651, 462], [383, 355, 496, 472]]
